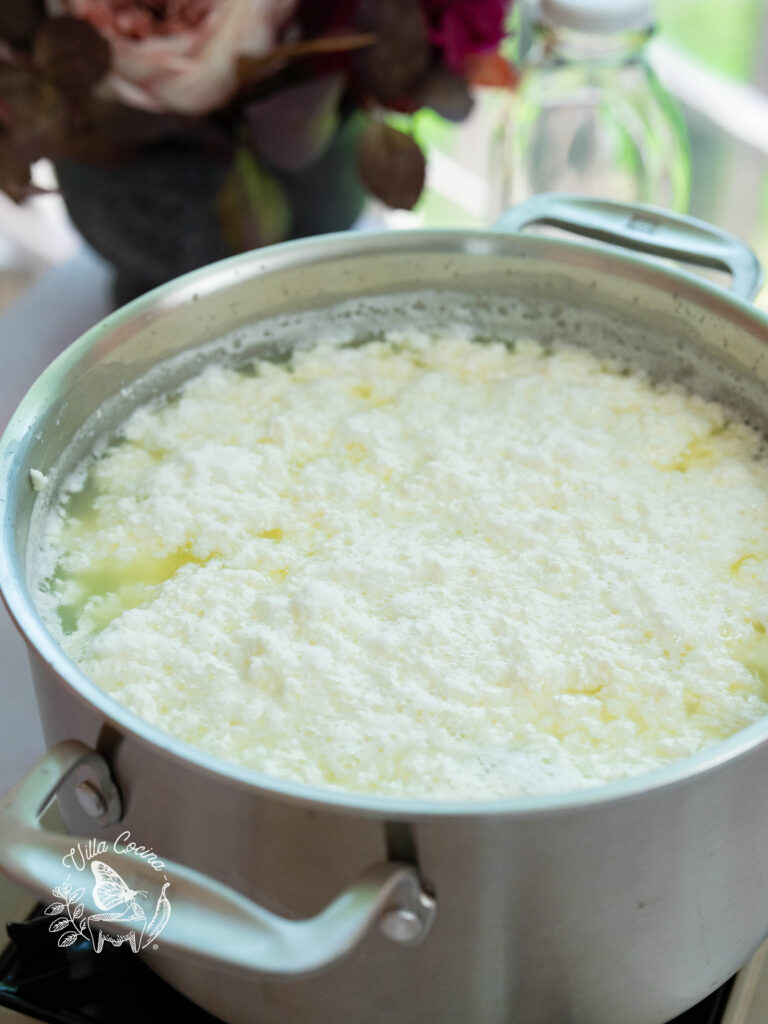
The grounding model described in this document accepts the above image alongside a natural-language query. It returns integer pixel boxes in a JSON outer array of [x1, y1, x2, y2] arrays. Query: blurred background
[[2, 0, 767, 314]]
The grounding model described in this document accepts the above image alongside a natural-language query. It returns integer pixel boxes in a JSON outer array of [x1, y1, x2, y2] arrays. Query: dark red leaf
[[419, 67, 473, 122], [0, 58, 206, 192], [0, 1, 44, 48], [0, 61, 45, 126], [85, 99, 223, 151], [0, 65, 69, 166], [297, 0, 360, 38], [33, 17, 110, 101], [357, 119, 425, 210], [0, 163, 38, 202], [236, 33, 374, 95], [245, 74, 343, 172], [353, 0, 430, 103]]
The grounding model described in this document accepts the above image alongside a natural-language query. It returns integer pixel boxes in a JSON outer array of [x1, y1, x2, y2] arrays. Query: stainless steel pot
[[2, 194, 768, 1024]]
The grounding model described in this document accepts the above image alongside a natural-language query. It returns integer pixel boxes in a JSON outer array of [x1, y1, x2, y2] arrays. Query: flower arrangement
[[0, 1, 513, 293]]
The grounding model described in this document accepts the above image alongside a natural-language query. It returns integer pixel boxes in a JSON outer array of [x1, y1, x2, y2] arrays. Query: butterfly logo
[[84, 860, 170, 954], [91, 861, 148, 917], [46, 853, 172, 955]]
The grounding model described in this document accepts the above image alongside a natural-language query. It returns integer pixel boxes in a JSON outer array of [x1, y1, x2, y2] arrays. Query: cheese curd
[[35, 334, 768, 799]]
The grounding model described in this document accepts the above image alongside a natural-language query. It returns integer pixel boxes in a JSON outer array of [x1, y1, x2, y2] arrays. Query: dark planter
[[56, 113, 368, 306]]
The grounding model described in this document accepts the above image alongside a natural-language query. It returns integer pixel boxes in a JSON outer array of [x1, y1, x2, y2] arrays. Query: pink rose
[[45, 0, 298, 115]]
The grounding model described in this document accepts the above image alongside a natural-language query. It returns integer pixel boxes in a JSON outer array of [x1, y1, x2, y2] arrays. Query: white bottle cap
[[539, 0, 654, 33]]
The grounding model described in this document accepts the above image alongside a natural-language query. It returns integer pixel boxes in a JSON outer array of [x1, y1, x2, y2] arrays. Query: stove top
[[0, 908, 218, 1023], [0, 902, 749, 1024]]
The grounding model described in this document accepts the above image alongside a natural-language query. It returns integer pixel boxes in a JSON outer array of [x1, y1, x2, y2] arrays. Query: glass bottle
[[488, 0, 690, 216]]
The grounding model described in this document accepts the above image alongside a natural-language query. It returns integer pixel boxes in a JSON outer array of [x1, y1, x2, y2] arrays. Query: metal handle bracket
[[0, 741, 436, 976]]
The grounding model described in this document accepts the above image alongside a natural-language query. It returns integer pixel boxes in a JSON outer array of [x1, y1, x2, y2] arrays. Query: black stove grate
[[0, 906, 220, 1023], [0, 905, 734, 1024]]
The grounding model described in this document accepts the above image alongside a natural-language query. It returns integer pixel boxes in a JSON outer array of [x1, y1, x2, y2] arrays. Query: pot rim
[[4, 224, 768, 820]]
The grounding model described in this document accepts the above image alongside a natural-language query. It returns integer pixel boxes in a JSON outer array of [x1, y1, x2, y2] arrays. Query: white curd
[[35, 334, 768, 799]]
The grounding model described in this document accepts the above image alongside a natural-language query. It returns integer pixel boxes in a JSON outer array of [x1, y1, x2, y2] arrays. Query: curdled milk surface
[[35, 334, 768, 799]]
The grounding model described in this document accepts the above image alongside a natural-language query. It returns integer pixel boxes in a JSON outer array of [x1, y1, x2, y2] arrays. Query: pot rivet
[[380, 908, 422, 944], [75, 780, 108, 818]]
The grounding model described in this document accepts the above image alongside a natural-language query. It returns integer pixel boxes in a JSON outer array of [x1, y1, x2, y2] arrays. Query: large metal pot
[[2, 194, 768, 1024]]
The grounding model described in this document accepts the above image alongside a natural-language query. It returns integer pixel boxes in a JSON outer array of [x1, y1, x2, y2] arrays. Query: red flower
[[423, 0, 508, 76]]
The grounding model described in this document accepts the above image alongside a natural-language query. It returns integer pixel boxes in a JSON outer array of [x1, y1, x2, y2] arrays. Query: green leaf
[[33, 17, 110, 101], [215, 147, 291, 253], [357, 120, 425, 210]]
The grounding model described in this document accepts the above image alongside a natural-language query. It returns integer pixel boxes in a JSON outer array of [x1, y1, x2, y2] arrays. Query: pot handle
[[0, 741, 436, 976], [494, 193, 764, 301]]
